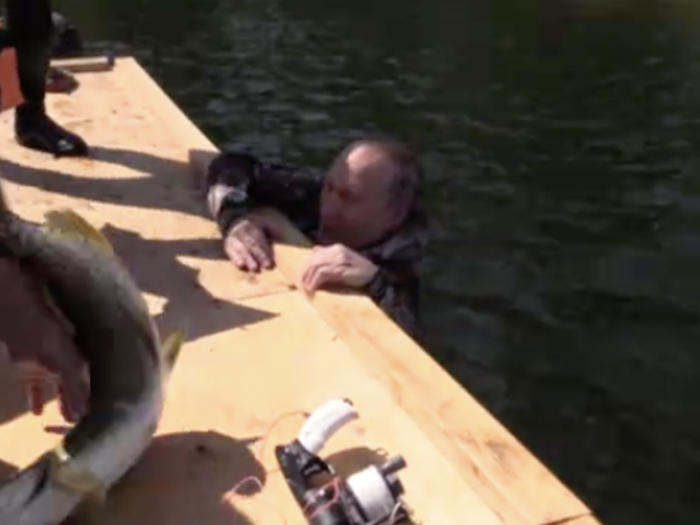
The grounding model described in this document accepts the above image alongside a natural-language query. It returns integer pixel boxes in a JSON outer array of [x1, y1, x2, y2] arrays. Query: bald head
[[318, 137, 423, 248], [341, 138, 421, 209]]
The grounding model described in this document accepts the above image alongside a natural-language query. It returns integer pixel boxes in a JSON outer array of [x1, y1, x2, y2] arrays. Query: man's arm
[[205, 151, 323, 237], [364, 261, 421, 338]]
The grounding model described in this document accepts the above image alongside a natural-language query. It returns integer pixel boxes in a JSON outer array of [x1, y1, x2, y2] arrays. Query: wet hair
[[343, 136, 425, 220]]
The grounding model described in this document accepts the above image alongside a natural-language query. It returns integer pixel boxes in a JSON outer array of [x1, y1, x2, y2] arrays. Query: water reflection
[[49, 0, 700, 522]]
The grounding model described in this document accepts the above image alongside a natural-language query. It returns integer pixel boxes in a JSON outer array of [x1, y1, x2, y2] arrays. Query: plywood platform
[[0, 57, 601, 525]]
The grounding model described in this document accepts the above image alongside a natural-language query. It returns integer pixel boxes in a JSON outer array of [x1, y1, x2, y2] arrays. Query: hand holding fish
[[14, 361, 88, 423], [0, 257, 88, 423], [300, 243, 379, 292], [0, 200, 183, 522]]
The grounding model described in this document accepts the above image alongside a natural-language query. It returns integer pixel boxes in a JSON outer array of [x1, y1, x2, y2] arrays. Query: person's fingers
[[248, 239, 274, 269], [228, 223, 274, 272], [240, 246, 260, 272], [226, 238, 258, 271], [27, 381, 45, 416], [16, 362, 60, 417], [301, 248, 331, 289], [241, 228, 275, 272], [224, 238, 246, 269], [29, 333, 87, 424], [58, 381, 86, 424], [306, 266, 334, 292], [25, 377, 53, 416], [302, 261, 332, 292], [0, 258, 90, 424], [226, 221, 281, 272], [300, 261, 316, 291], [16, 361, 87, 424]]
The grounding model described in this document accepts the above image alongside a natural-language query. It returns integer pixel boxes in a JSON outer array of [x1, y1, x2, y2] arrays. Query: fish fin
[[44, 209, 159, 341], [43, 209, 115, 256], [161, 330, 185, 370], [50, 444, 107, 504]]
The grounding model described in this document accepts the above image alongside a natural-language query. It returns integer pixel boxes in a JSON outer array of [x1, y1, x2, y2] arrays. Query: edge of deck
[[112, 56, 602, 525]]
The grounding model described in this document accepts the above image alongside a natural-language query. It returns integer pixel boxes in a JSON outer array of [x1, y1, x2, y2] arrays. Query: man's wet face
[[318, 144, 401, 248]]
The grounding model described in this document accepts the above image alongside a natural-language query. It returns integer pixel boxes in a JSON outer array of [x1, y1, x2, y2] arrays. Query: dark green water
[[60, 0, 700, 522]]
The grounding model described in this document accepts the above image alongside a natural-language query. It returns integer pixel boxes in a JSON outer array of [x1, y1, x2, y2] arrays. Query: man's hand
[[14, 360, 89, 423], [0, 257, 88, 423], [301, 244, 379, 293], [224, 215, 282, 272]]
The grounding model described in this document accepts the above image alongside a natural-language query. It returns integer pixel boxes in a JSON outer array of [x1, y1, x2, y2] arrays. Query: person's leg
[[6, 0, 88, 157]]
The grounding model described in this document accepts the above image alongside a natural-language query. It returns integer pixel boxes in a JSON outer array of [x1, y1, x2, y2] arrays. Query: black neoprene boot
[[15, 102, 88, 157], [8, 0, 88, 157]]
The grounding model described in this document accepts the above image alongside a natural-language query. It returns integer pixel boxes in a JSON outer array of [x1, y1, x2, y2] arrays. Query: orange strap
[[0, 48, 23, 112]]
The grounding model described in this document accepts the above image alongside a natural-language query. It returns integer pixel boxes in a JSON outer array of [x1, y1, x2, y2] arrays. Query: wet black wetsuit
[[1, 0, 87, 156]]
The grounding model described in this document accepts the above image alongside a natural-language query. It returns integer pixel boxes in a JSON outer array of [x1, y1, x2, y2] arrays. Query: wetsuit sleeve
[[205, 151, 323, 236], [364, 262, 420, 338]]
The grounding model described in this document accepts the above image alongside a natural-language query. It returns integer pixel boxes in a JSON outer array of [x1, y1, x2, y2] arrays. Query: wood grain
[[0, 56, 602, 525]]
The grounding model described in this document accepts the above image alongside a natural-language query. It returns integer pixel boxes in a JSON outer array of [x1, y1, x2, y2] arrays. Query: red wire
[[20, 371, 405, 523], [302, 477, 342, 520], [222, 410, 309, 524], [223, 410, 404, 524], [256, 410, 308, 471]]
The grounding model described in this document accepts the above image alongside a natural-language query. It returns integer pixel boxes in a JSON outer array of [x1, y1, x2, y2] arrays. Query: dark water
[[59, 0, 700, 522]]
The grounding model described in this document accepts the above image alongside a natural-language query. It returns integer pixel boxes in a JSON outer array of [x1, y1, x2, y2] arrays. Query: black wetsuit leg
[[6, 0, 88, 157]]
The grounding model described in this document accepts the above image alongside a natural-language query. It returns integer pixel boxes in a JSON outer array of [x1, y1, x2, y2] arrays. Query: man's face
[[318, 144, 402, 249]]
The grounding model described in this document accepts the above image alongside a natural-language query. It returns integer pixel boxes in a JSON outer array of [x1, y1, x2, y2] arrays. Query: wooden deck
[[0, 57, 601, 525]]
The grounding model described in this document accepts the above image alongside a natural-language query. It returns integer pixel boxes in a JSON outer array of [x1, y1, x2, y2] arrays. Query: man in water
[[0, 0, 88, 156], [205, 137, 428, 337]]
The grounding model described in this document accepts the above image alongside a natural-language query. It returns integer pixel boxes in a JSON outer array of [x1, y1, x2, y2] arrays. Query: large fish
[[0, 184, 183, 525]]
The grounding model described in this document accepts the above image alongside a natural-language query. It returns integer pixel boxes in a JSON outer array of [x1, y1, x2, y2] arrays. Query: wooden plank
[[186, 136, 597, 522], [0, 56, 601, 525], [96, 291, 513, 525], [253, 210, 596, 525], [0, 57, 292, 305], [1, 292, 506, 525]]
